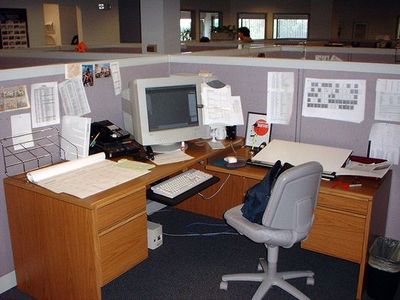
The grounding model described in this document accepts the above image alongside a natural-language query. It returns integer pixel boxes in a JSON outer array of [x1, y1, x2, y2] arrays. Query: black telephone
[[89, 120, 146, 160], [90, 120, 130, 144]]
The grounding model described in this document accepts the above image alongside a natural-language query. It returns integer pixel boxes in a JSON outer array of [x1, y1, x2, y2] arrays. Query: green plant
[[211, 25, 236, 34], [180, 28, 191, 41]]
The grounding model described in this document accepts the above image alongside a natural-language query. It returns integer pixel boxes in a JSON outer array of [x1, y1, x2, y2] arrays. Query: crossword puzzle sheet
[[302, 78, 366, 123]]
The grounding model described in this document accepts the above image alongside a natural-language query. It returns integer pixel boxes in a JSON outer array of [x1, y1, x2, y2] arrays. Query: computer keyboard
[[151, 169, 213, 198]]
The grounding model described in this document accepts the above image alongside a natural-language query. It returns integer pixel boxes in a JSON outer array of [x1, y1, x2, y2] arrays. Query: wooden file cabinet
[[4, 175, 148, 300]]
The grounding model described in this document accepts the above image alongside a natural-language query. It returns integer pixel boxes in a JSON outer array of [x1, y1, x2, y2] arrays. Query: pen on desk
[[90, 132, 100, 147], [349, 183, 362, 188]]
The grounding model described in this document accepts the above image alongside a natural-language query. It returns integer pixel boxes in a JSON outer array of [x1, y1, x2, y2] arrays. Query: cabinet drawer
[[96, 188, 146, 232], [99, 213, 148, 285], [317, 193, 368, 215], [302, 207, 365, 263]]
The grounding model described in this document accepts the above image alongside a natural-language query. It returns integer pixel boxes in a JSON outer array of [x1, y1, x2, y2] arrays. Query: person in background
[[237, 27, 253, 43]]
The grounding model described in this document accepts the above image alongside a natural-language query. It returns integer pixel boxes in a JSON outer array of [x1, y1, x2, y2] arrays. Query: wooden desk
[[177, 147, 391, 300], [4, 138, 243, 300]]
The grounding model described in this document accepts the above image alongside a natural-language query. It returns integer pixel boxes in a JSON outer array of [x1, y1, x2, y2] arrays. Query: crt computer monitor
[[123, 76, 206, 152]]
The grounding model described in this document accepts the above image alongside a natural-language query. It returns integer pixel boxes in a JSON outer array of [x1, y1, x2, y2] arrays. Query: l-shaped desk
[[4, 138, 391, 300]]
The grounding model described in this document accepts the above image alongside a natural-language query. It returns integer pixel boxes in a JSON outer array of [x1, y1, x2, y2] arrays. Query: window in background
[[180, 10, 193, 41], [273, 14, 309, 39], [200, 11, 221, 39], [238, 13, 266, 40]]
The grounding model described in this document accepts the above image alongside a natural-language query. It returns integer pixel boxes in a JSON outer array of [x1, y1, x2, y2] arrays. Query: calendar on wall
[[0, 8, 29, 49]]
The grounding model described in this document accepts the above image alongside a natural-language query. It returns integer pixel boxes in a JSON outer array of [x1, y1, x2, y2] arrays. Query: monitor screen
[[146, 85, 199, 131], [123, 76, 207, 151]]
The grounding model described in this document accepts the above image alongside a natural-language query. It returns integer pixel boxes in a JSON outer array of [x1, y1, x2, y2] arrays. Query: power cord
[[198, 174, 231, 200]]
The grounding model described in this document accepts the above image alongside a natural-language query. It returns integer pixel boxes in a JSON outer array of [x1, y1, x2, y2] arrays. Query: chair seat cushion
[[226, 205, 294, 247]]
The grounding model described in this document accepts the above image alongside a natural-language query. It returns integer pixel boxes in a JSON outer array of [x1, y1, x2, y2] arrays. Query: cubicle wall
[[169, 58, 400, 242]]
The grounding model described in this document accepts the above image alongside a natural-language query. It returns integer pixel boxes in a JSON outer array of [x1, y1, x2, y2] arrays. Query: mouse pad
[[211, 158, 246, 169]]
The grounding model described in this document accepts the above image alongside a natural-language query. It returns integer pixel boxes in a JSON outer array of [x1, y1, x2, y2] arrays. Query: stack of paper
[[27, 153, 150, 198]]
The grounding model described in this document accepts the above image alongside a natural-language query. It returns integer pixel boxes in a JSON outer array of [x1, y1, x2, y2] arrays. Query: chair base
[[220, 257, 314, 300]]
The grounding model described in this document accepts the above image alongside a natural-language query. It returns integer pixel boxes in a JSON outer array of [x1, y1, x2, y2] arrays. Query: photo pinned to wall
[[82, 64, 94, 87], [95, 63, 111, 79], [245, 112, 272, 148]]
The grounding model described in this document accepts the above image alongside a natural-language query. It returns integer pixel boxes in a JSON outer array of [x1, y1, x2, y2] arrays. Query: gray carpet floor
[[1, 207, 398, 299]]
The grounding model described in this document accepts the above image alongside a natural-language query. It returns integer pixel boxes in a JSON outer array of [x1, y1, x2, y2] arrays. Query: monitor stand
[[151, 142, 181, 153]]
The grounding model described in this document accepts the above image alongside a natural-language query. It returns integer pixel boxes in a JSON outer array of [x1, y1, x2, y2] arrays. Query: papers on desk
[[27, 153, 150, 198], [152, 150, 194, 165], [251, 139, 352, 177], [336, 160, 392, 178]]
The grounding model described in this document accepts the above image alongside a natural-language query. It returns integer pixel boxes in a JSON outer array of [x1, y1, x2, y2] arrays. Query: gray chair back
[[262, 161, 323, 247]]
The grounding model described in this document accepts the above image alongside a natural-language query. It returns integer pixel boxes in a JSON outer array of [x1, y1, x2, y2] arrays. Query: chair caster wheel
[[306, 276, 315, 285], [220, 281, 228, 290]]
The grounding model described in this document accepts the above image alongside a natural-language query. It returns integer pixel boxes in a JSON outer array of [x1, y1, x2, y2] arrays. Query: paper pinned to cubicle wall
[[11, 113, 34, 151], [375, 79, 400, 122], [58, 77, 91, 116], [200, 83, 243, 126], [369, 123, 400, 165], [30, 82, 60, 128], [302, 78, 366, 123], [266, 72, 294, 124]]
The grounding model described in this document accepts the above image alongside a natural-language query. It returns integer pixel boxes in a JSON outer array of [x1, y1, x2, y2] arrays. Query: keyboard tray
[[147, 176, 220, 206]]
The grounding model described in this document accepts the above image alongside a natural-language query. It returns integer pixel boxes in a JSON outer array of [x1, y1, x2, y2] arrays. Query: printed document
[[266, 72, 294, 124], [369, 122, 400, 165], [201, 83, 243, 125], [375, 79, 400, 122], [58, 77, 91, 116], [152, 151, 194, 165], [11, 113, 34, 151], [302, 78, 366, 123], [27, 153, 150, 198], [110, 61, 122, 95], [30, 82, 60, 128]]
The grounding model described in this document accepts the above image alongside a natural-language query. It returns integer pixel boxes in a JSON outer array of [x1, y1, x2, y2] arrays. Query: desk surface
[[4, 138, 244, 208], [206, 147, 385, 202]]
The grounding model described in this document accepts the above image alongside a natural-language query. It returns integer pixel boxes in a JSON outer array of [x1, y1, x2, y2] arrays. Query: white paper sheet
[[369, 123, 400, 165], [11, 113, 34, 151], [375, 79, 400, 122], [27, 153, 150, 198], [110, 61, 122, 95], [58, 77, 91, 116], [266, 72, 294, 124], [30, 82, 60, 128], [60, 115, 91, 161], [201, 83, 243, 126], [336, 160, 391, 178], [152, 151, 194, 165], [302, 78, 366, 123]]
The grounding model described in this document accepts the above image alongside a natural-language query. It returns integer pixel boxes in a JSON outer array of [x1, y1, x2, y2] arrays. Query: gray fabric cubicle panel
[[297, 69, 400, 156]]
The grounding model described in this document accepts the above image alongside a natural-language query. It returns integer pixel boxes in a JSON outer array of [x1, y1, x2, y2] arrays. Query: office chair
[[220, 161, 323, 300]]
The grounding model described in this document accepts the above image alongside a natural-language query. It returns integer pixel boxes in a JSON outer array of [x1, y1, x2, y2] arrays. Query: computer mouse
[[224, 156, 238, 164]]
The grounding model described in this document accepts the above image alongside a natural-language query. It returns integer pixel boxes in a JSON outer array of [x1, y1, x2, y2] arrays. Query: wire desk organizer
[[0, 127, 78, 177]]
